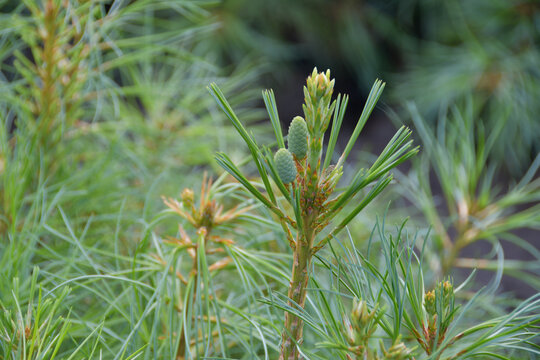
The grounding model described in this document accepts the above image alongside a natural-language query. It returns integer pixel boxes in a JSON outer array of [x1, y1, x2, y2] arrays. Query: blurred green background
[[213, 0, 540, 174]]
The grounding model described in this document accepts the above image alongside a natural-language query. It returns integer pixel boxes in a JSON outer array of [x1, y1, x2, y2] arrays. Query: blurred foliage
[[399, 100, 540, 286], [394, 0, 540, 175], [0, 0, 264, 356], [0, 0, 263, 236], [211, 0, 540, 174]]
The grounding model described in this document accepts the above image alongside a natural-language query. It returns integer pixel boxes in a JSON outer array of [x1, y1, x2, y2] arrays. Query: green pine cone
[[288, 116, 308, 159], [274, 148, 297, 184]]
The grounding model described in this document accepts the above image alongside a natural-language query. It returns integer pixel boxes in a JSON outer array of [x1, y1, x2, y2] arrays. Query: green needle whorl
[[288, 116, 308, 159], [274, 148, 297, 184]]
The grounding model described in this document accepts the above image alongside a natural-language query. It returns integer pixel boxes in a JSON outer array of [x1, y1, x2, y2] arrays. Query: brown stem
[[279, 242, 311, 359], [280, 215, 316, 360]]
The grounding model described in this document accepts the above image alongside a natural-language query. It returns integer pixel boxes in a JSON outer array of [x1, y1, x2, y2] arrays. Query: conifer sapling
[[210, 68, 418, 359]]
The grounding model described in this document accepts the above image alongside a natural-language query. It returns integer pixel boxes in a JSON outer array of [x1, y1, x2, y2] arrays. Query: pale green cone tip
[[274, 148, 297, 184], [288, 116, 308, 159]]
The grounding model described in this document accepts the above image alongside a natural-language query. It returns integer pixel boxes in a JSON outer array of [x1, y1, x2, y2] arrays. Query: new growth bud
[[382, 337, 412, 360], [288, 116, 308, 159], [424, 280, 455, 319], [344, 298, 382, 357], [424, 290, 436, 316], [352, 298, 371, 327], [274, 148, 297, 184], [307, 67, 334, 102], [181, 188, 195, 209], [304, 67, 335, 136], [442, 281, 453, 301], [350, 298, 378, 337], [423, 280, 456, 349]]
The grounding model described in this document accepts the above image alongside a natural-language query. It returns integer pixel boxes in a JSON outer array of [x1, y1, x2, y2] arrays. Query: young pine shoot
[[161, 174, 255, 358], [209, 68, 418, 359], [315, 220, 540, 359]]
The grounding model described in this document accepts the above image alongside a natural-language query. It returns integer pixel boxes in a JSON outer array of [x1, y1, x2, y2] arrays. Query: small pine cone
[[288, 116, 308, 159], [274, 148, 297, 183]]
